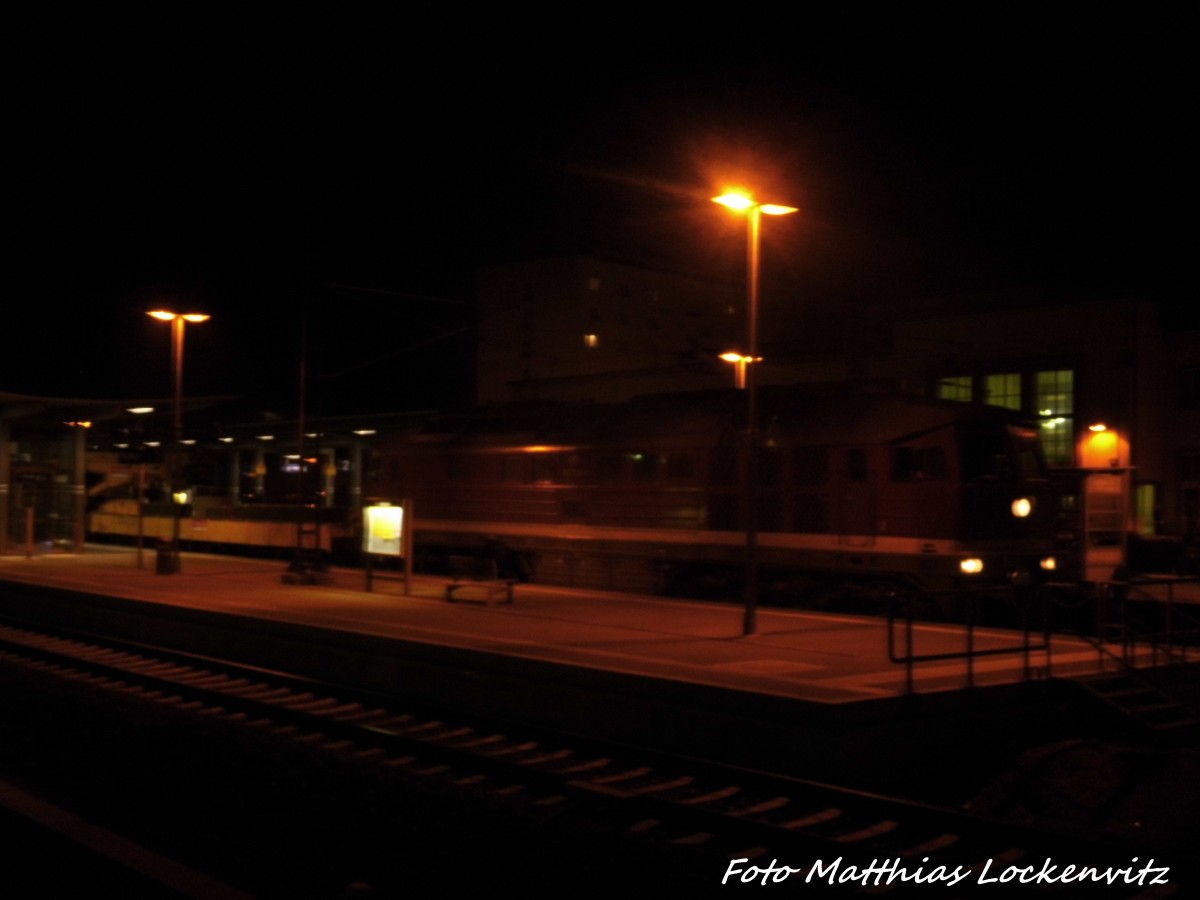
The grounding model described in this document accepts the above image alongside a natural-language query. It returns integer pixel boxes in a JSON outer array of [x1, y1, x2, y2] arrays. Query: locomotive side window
[[960, 429, 1014, 481], [1010, 426, 1047, 479], [891, 446, 947, 482]]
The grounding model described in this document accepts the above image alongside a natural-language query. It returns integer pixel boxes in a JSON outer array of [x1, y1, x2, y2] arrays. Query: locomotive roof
[[414, 384, 1033, 448]]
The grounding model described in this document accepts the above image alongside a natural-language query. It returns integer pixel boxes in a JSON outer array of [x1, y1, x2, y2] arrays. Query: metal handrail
[[887, 578, 1200, 696], [887, 586, 1052, 694], [1092, 575, 1200, 676]]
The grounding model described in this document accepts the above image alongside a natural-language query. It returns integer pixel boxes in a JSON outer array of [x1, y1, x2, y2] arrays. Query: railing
[[887, 586, 1053, 694], [1091, 574, 1200, 677], [887, 579, 1200, 695]]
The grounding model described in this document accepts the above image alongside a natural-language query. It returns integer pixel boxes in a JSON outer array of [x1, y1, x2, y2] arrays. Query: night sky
[[6, 7, 1189, 417]]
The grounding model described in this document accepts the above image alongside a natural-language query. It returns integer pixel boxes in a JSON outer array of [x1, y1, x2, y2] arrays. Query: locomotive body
[[365, 384, 1058, 598]]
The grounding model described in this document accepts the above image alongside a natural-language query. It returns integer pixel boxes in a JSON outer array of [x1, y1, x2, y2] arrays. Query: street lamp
[[719, 351, 761, 389], [713, 191, 797, 636], [147, 310, 210, 573]]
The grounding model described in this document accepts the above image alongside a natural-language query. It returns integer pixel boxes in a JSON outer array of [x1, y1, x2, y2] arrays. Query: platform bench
[[445, 555, 515, 605]]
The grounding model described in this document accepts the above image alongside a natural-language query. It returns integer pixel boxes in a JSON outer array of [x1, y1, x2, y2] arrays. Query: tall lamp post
[[712, 192, 797, 636], [147, 310, 210, 573]]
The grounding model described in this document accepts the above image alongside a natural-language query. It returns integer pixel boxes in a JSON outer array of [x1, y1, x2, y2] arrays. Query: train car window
[[709, 446, 738, 486], [757, 494, 783, 531], [757, 447, 783, 486], [531, 453, 561, 484], [845, 448, 868, 483], [630, 452, 657, 482], [664, 452, 695, 480], [793, 493, 829, 532], [503, 455, 531, 483], [793, 446, 830, 486], [562, 453, 591, 484], [708, 493, 738, 530], [594, 453, 623, 482]]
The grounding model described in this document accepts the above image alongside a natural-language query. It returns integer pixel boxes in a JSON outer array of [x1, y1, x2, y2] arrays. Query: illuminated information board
[[363, 502, 403, 556], [362, 501, 411, 593]]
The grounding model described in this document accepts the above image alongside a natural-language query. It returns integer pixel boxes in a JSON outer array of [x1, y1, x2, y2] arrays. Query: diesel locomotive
[[363, 384, 1058, 599]]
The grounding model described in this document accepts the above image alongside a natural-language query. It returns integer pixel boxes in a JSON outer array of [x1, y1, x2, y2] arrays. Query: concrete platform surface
[[0, 545, 1156, 704]]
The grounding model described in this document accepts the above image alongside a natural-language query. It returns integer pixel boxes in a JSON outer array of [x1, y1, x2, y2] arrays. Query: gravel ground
[[3, 652, 1197, 898], [0, 657, 728, 898]]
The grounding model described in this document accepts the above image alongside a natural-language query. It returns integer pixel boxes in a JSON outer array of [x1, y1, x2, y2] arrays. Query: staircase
[[1077, 671, 1200, 744]]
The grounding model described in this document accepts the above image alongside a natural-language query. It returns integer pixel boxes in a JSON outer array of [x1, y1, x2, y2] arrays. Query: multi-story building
[[474, 256, 745, 404], [474, 257, 1200, 571]]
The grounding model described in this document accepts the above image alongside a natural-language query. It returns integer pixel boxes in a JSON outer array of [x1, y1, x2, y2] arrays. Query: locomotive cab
[[953, 421, 1057, 583]]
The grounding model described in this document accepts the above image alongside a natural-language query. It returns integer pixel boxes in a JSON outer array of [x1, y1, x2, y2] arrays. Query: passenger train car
[[363, 384, 1058, 598]]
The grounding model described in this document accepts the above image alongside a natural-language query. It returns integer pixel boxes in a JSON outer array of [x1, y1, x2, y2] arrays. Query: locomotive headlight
[[1011, 497, 1034, 518], [1039, 556, 1057, 572], [959, 557, 984, 575]]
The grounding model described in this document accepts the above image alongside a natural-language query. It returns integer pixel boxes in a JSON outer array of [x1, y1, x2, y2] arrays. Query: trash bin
[[155, 540, 180, 575]]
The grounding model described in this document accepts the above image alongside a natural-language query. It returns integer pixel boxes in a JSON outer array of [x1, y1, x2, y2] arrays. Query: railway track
[[0, 617, 1188, 897]]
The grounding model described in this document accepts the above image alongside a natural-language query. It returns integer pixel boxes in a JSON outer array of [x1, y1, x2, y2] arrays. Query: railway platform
[[0, 543, 1176, 705]]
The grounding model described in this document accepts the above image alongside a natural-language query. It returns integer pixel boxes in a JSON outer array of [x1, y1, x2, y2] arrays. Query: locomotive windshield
[[960, 424, 1047, 482]]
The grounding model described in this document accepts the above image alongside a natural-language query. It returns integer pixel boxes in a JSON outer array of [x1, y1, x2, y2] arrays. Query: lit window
[[937, 376, 972, 402], [1135, 483, 1157, 536], [583, 333, 599, 348], [1036, 369, 1074, 466], [984, 373, 1021, 410]]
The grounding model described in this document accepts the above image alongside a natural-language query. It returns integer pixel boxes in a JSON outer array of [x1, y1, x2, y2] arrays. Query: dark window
[[708, 493, 738, 530], [1178, 370, 1200, 410], [630, 452, 657, 482], [503, 455, 530, 483], [793, 446, 829, 486], [892, 446, 947, 482], [793, 493, 830, 532], [709, 446, 738, 486], [594, 453, 623, 482], [531, 453, 561, 483], [961, 430, 1014, 481], [846, 448, 868, 483], [562, 453, 590, 484], [757, 447, 783, 486], [758, 492, 783, 531], [664, 452, 695, 480]]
